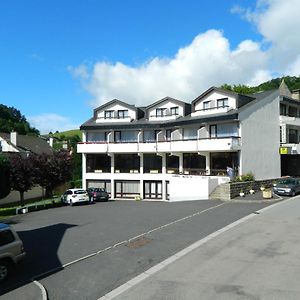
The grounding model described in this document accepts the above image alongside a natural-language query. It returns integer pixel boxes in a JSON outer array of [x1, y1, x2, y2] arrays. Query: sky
[[0, 0, 300, 134]]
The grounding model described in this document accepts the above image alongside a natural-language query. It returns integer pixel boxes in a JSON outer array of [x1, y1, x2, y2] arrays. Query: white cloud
[[235, 0, 300, 71], [71, 30, 268, 107], [28, 114, 79, 134], [70, 0, 300, 108]]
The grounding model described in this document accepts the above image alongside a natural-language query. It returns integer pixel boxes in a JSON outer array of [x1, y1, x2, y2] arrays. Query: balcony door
[[144, 181, 162, 199]]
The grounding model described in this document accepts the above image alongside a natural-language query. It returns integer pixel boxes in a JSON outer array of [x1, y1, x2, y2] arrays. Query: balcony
[[191, 106, 232, 117], [95, 116, 133, 123], [280, 115, 300, 127], [78, 136, 240, 154]]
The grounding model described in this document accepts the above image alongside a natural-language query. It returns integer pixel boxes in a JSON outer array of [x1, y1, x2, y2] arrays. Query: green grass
[[52, 129, 82, 140], [0, 198, 62, 219]]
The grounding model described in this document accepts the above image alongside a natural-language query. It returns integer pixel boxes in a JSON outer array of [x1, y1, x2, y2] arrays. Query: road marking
[[98, 197, 300, 300], [32, 280, 48, 300]]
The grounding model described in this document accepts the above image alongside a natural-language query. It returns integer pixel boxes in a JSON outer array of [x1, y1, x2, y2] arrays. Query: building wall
[[194, 91, 236, 111], [239, 91, 281, 180], [0, 138, 18, 152], [148, 100, 184, 119], [95, 103, 136, 120]]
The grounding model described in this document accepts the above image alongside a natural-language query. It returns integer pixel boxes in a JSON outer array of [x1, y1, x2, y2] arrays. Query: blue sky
[[0, 0, 299, 133]]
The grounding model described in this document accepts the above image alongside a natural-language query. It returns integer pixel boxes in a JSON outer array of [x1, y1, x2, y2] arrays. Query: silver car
[[273, 178, 300, 196], [0, 223, 26, 282]]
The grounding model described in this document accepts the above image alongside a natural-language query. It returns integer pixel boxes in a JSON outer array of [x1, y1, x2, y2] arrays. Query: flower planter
[[249, 189, 255, 194], [239, 192, 245, 197], [262, 189, 272, 199]]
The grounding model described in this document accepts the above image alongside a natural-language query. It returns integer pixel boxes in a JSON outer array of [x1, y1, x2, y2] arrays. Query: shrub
[[234, 172, 255, 182]]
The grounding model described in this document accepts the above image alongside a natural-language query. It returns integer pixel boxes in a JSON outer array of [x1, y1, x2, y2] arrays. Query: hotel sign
[[279, 147, 289, 154]]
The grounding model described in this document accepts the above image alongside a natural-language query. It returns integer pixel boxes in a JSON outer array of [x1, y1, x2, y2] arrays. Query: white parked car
[[0, 223, 26, 282], [61, 189, 90, 206]]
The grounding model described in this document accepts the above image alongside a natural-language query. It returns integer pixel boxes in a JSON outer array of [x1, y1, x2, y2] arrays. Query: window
[[209, 125, 217, 138], [203, 101, 211, 110], [170, 107, 179, 115], [166, 129, 172, 141], [217, 98, 228, 108], [280, 104, 287, 116], [104, 110, 114, 119], [0, 230, 15, 246], [114, 131, 121, 142], [117, 110, 129, 119], [288, 106, 297, 118], [156, 108, 167, 117], [289, 129, 298, 143]]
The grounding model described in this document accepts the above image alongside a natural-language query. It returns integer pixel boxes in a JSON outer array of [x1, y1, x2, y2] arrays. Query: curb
[[98, 196, 297, 299]]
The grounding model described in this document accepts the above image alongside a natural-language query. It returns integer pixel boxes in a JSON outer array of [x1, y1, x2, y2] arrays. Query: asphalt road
[[1, 199, 272, 299]]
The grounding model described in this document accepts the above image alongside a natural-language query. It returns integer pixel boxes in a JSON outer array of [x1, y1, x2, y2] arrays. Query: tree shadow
[[0, 223, 76, 296]]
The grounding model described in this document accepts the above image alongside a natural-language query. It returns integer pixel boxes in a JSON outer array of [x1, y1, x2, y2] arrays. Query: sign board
[[280, 147, 288, 154]]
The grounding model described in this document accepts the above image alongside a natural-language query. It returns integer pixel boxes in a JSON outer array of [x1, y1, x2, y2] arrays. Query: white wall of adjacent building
[[239, 91, 281, 180]]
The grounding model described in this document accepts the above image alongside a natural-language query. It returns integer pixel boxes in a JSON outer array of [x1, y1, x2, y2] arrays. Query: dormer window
[[117, 110, 129, 119], [217, 98, 228, 108], [104, 110, 114, 119], [203, 101, 211, 110], [170, 106, 179, 116], [156, 108, 167, 117]]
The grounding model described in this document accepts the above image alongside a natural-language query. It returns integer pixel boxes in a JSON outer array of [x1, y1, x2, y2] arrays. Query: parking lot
[[1, 199, 272, 299]]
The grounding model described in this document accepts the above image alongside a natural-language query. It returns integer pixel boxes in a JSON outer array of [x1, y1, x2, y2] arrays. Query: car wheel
[[70, 200, 73, 206], [291, 190, 296, 197], [0, 260, 12, 282]]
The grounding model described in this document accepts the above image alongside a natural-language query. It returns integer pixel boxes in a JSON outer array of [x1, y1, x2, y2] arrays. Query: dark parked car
[[87, 187, 109, 202], [273, 178, 300, 196]]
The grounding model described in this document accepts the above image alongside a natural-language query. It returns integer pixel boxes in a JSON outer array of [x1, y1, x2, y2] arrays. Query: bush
[[70, 179, 82, 188], [234, 172, 255, 182]]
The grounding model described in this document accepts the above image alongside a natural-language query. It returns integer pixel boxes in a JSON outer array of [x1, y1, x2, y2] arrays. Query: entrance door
[[144, 181, 162, 199]]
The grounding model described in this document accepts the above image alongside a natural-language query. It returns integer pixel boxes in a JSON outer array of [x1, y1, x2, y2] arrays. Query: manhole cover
[[126, 237, 151, 249]]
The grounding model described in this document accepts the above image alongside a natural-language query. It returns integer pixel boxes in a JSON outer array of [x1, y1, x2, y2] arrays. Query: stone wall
[[211, 178, 280, 200]]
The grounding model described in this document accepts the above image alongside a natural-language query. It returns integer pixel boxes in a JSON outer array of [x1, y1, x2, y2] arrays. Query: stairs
[[209, 183, 230, 200]]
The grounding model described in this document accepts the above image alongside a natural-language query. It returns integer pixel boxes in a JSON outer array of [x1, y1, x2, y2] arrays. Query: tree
[[33, 150, 73, 197], [8, 154, 36, 206], [0, 154, 10, 199], [0, 104, 39, 135]]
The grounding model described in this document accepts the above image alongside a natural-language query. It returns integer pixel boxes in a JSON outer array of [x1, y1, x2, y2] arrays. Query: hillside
[[221, 75, 300, 94], [51, 129, 82, 140], [0, 104, 39, 135]]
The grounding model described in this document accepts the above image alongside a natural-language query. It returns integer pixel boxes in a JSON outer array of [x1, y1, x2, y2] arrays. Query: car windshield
[[95, 188, 105, 192], [74, 190, 86, 194], [278, 179, 296, 185]]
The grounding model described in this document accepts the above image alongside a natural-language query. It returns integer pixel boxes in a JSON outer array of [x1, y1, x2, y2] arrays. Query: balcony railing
[[77, 136, 241, 153]]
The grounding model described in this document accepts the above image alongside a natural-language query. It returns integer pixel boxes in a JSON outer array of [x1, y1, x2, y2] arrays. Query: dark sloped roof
[[145, 96, 190, 110], [0, 133, 53, 155], [80, 110, 239, 130]]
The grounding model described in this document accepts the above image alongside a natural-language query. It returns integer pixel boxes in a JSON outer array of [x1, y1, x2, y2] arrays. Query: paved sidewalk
[[1, 281, 45, 300], [107, 196, 300, 300]]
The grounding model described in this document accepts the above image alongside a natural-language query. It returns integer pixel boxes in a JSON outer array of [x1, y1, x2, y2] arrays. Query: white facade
[[78, 87, 286, 201], [148, 98, 185, 121]]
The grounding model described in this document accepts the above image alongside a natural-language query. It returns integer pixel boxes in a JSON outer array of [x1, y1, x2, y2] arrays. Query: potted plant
[[260, 185, 265, 191], [262, 185, 272, 199], [249, 186, 255, 194], [239, 190, 245, 197]]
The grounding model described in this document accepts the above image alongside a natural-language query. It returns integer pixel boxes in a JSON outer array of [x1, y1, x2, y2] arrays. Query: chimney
[[49, 137, 54, 147], [10, 131, 17, 146]]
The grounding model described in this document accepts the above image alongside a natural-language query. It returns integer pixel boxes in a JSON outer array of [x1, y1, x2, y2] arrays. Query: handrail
[[79, 136, 241, 144]]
